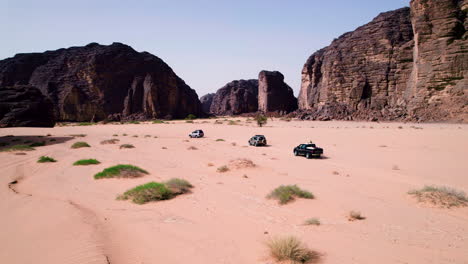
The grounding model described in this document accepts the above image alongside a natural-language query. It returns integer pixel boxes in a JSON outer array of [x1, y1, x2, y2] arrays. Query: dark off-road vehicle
[[293, 143, 323, 159], [248, 135, 267, 146]]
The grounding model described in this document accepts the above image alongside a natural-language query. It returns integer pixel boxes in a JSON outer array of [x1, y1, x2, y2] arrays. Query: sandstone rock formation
[[258, 71, 297, 113], [210, 79, 258, 115], [0, 85, 55, 127], [200, 93, 215, 114], [0, 42, 202, 122], [299, 0, 467, 122]]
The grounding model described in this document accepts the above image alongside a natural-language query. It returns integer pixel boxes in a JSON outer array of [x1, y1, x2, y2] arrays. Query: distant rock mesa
[[299, 0, 467, 122], [0, 42, 202, 122], [209, 79, 259, 115], [258, 70, 297, 113]]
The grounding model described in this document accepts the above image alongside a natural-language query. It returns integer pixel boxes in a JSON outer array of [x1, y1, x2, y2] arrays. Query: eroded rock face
[[258, 71, 297, 113], [200, 93, 215, 114], [210, 80, 258, 115], [0, 85, 55, 127], [299, 0, 467, 122], [0, 42, 202, 121]]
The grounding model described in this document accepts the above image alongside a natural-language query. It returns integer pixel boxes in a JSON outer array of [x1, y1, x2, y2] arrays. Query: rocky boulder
[[0, 42, 202, 121], [0, 85, 55, 127], [210, 79, 258, 115], [200, 93, 215, 114], [258, 71, 297, 113]]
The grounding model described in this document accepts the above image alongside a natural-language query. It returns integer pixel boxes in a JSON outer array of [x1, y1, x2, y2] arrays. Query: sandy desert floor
[[0, 118, 467, 264]]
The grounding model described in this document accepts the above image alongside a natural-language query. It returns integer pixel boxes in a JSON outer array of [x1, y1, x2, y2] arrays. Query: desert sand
[[0, 118, 467, 264]]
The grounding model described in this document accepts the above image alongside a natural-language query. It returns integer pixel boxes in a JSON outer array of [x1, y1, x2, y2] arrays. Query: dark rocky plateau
[[299, 0, 467, 122], [0, 85, 55, 127], [0, 42, 202, 123], [209, 79, 259, 115]]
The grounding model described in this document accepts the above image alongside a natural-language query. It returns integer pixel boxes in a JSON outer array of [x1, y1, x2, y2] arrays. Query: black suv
[[248, 135, 267, 146], [293, 143, 323, 159]]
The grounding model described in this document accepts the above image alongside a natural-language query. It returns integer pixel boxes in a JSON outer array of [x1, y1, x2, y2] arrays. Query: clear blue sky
[[1, 0, 409, 96]]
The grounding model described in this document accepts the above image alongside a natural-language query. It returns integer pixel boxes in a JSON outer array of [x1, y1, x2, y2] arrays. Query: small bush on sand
[[228, 120, 238, 125], [118, 179, 193, 204], [71, 142, 91, 149], [266, 236, 319, 264], [78, 122, 95, 126], [29, 141, 46, 147], [217, 165, 229, 173], [73, 159, 101, 166], [185, 114, 197, 120], [38, 156, 56, 163], [165, 178, 193, 194], [255, 114, 268, 127], [132, 135, 139, 138], [100, 139, 120, 144], [185, 120, 194, 123], [187, 146, 198, 150], [268, 185, 314, 205], [304, 218, 320, 226], [153, 120, 165, 124], [120, 144, 135, 149], [127, 121, 140, 124], [112, 134, 118, 137], [1, 144, 35, 152], [348, 211, 366, 221], [94, 164, 148, 179], [122, 133, 128, 136], [216, 139, 225, 142], [408, 186, 468, 208]]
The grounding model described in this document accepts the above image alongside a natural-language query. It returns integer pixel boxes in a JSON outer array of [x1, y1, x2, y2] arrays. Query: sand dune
[[0, 119, 467, 264]]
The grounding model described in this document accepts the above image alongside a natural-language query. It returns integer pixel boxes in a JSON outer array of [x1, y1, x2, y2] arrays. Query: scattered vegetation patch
[[112, 134, 118, 137], [77, 122, 95, 126], [29, 141, 46, 147], [267, 185, 314, 205], [408, 186, 468, 208], [152, 120, 165, 124], [255, 114, 268, 127], [119, 144, 135, 149], [185, 114, 197, 120], [216, 139, 225, 142], [217, 165, 229, 173], [118, 179, 193, 204], [127, 121, 140, 124], [185, 120, 194, 123], [73, 159, 101, 166], [71, 141, 91, 149], [0, 144, 35, 152], [69, 134, 87, 137], [266, 236, 319, 264], [214, 120, 223, 125], [94, 164, 148, 179], [101, 139, 120, 144], [38, 156, 56, 163], [348, 211, 366, 221], [228, 120, 238, 125], [304, 218, 320, 226]]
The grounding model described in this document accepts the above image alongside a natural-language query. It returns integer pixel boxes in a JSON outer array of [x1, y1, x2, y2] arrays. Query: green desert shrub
[[152, 120, 165, 124], [408, 186, 468, 208], [216, 139, 225, 142], [127, 121, 140, 124], [71, 141, 91, 149], [268, 185, 314, 204], [77, 122, 95, 126], [0, 144, 35, 152], [255, 114, 268, 127], [185, 114, 197, 120], [73, 159, 101, 166], [38, 156, 56, 163], [266, 236, 319, 264], [118, 179, 193, 204], [94, 164, 148, 179]]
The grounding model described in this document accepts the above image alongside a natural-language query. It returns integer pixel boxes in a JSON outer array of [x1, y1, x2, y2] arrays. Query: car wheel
[[306, 153, 312, 159], [294, 150, 298, 156]]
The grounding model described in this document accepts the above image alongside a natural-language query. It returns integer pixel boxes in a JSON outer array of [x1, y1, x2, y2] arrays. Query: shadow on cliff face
[[0, 135, 74, 152]]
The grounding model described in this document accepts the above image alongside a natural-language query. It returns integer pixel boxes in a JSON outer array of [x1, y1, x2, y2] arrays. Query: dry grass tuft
[[101, 139, 120, 144], [304, 218, 320, 226], [119, 144, 135, 149], [266, 236, 320, 264], [268, 185, 314, 205], [408, 186, 467, 208], [217, 165, 229, 173], [348, 211, 366, 221]]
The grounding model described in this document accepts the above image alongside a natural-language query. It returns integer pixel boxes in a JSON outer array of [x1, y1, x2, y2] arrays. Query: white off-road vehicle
[[189, 130, 204, 138]]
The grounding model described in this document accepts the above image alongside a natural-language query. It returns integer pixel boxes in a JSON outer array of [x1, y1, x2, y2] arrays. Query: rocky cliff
[[209, 79, 258, 115], [0, 42, 202, 122], [258, 71, 297, 113], [200, 93, 215, 114], [0, 85, 55, 127], [299, 0, 467, 122]]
